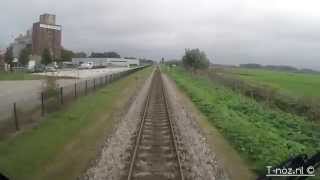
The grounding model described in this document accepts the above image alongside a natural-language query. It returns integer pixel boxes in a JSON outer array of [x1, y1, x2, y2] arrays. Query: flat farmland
[[224, 68, 320, 98], [164, 67, 320, 174]]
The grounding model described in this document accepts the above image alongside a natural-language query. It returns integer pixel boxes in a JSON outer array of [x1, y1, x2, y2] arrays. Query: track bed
[[125, 69, 183, 180]]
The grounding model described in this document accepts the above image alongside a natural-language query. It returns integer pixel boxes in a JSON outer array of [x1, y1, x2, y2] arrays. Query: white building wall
[[72, 58, 140, 67]]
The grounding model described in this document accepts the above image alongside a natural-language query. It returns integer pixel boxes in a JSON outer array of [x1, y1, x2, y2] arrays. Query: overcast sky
[[1, 0, 320, 69]]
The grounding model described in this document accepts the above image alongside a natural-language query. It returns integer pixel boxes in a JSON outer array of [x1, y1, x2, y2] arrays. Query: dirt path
[[162, 73, 256, 180]]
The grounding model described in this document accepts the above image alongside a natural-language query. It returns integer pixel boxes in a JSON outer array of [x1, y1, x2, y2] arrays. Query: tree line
[[240, 63, 319, 74], [3, 46, 124, 66]]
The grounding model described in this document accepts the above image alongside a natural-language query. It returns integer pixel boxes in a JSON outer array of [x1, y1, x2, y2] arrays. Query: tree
[[139, 58, 154, 65], [182, 48, 210, 72], [41, 48, 52, 65], [90, 51, 121, 58], [4, 46, 14, 65], [19, 46, 32, 66], [124, 57, 137, 59], [61, 48, 74, 61], [74, 52, 87, 58], [90, 52, 105, 58], [104, 51, 120, 58]]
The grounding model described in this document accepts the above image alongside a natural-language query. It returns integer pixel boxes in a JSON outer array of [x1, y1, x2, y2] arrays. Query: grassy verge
[[0, 71, 43, 81], [224, 68, 320, 98], [0, 67, 152, 180], [208, 68, 320, 121], [164, 66, 320, 174]]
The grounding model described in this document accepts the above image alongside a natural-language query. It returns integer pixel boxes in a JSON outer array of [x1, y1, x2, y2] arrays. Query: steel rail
[[160, 72, 184, 180], [127, 71, 153, 180]]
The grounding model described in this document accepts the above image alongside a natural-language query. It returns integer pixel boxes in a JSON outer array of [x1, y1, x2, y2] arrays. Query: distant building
[[32, 14, 62, 61], [0, 49, 6, 70], [0, 49, 5, 64], [72, 58, 140, 67], [11, 30, 32, 58]]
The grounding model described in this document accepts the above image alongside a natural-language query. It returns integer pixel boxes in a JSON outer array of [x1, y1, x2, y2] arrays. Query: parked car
[[78, 62, 94, 69], [32, 64, 46, 73], [45, 66, 57, 72]]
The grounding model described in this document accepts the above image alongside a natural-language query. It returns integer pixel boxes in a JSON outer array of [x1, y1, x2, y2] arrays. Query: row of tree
[[6, 45, 160, 65], [6, 46, 211, 71], [3, 46, 89, 66], [239, 63, 319, 73], [89, 52, 121, 58]]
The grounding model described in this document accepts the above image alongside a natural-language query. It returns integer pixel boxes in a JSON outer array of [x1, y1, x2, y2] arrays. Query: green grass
[[0, 67, 152, 180], [0, 71, 43, 81], [164, 66, 320, 174], [226, 68, 320, 98]]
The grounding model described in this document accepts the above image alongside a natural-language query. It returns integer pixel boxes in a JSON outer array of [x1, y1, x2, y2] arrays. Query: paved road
[[0, 67, 131, 122]]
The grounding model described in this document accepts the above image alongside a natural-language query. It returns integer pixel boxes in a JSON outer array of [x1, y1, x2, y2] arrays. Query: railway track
[[125, 68, 184, 180]]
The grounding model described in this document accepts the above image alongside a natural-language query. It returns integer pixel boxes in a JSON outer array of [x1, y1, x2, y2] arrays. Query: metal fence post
[[41, 92, 45, 116], [74, 83, 77, 98], [60, 87, 64, 104], [93, 79, 96, 89], [13, 102, 20, 131], [85, 80, 88, 95]]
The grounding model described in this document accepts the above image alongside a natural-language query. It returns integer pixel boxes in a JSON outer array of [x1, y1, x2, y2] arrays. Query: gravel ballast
[[82, 69, 230, 180]]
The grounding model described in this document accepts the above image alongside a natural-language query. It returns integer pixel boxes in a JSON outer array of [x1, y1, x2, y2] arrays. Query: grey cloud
[[1, 0, 320, 69]]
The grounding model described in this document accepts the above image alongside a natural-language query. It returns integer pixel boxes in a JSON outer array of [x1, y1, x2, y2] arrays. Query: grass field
[[165, 66, 320, 174], [225, 68, 320, 98], [0, 71, 43, 81], [0, 67, 152, 180]]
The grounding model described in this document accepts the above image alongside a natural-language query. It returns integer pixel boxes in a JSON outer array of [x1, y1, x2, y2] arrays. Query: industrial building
[[11, 30, 32, 58], [72, 58, 140, 68], [32, 14, 62, 60], [0, 49, 5, 67]]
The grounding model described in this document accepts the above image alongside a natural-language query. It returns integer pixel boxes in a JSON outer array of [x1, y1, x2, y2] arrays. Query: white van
[[27, 60, 36, 71]]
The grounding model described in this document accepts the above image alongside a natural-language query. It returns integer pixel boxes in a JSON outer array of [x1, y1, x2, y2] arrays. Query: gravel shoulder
[[162, 73, 255, 180]]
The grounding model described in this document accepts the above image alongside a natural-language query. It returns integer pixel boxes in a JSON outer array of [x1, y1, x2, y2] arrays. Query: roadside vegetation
[[164, 66, 320, 173], [225, 67, 320, 98], [0, 67, 152, 180]]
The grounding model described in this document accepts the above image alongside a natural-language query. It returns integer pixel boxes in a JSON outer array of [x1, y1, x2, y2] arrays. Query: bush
[[182, 48, 209, 72]]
